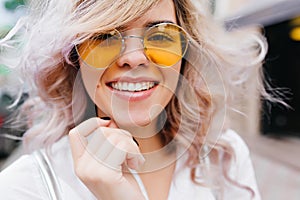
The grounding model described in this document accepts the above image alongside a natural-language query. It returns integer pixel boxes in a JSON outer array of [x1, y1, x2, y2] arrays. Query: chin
[[114, 114, 154, 128]]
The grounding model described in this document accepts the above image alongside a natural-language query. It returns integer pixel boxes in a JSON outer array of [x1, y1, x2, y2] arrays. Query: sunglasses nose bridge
[[122, 35, 145, 53]]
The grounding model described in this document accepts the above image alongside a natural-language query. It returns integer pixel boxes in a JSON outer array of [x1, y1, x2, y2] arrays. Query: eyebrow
[[118, 20, 175, 31], [144, 20, 176, 28]]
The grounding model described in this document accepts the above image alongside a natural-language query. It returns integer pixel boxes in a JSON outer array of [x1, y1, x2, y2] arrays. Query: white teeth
[[111, 82, 156, 92], [128, 83, 134, 91]]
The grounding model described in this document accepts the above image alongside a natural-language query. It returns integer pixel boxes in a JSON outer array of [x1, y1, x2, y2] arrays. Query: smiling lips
[[110, 81, 157, 92], [107, 81, 159, 101]]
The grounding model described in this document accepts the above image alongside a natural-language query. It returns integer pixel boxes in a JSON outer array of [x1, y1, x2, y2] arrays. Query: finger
[[94, 134, 119, 161], [105, 138, 144, 170], [69, 129, 87, 165], [70, 117, 110, 137], [84, 127, 132, 164], [126, 151, 145, 170], [90, 127, 133, 160], [100, 126, 133, 141], [69, 118, 110, 162], [85, 129, 106, 154], [112, 131, 144, 169], [99, 116, 118, 129], [104, 141, 127, 170], [108, 119, 118, 128]]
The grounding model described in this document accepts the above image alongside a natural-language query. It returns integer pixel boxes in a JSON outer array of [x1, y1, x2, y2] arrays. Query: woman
[[0, 0, 267, 199]]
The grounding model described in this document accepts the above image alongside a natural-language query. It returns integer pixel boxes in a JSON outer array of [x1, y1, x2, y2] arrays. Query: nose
[[116, 36, 149, 68]]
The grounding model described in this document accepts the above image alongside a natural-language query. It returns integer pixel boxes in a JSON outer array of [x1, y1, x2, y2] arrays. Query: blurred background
[[0, 0, 25, 157], [214, 0, 300, 199], [0, 0, 300, 199]]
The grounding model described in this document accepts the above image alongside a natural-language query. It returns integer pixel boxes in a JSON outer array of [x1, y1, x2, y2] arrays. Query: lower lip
[[108, 85, 157, 101]]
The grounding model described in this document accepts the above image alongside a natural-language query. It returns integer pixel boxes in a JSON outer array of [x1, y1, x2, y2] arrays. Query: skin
[[69, 0, 181, 199]]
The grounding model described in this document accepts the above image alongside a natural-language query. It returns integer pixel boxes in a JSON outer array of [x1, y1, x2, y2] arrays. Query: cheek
[[161, 62, 181, 92], [80, 64, 104, 101]]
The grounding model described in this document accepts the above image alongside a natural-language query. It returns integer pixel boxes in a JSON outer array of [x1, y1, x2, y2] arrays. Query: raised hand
[[69, 118, 146, 200]]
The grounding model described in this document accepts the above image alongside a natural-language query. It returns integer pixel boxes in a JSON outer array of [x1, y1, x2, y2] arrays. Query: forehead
[[122, 0, 177, 30]]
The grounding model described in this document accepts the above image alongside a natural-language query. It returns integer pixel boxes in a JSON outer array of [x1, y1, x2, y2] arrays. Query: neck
[[123, 124, 177, 173]]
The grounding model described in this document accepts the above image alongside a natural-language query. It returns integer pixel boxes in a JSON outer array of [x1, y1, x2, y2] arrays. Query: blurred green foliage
[[0, 64, 10, 75], [4, 0, 25, 11], [0, 0, 26, 39], [0, 25, 11, 38]]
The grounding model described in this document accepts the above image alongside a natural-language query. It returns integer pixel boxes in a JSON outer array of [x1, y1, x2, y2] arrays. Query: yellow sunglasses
[[76, 23, 189, 69]]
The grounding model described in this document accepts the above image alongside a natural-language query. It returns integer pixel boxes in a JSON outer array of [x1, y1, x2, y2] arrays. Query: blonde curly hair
[[1, 0, 268, 198]]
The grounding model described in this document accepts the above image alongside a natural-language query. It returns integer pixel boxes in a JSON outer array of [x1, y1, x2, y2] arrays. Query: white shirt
[[0, 129, 261, 200]]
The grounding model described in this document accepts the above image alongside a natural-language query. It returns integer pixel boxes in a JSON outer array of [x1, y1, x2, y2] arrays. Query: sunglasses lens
[[77, 24, 188, 69], [77, 31, 122, 69], [144, 24, 188, 67]]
